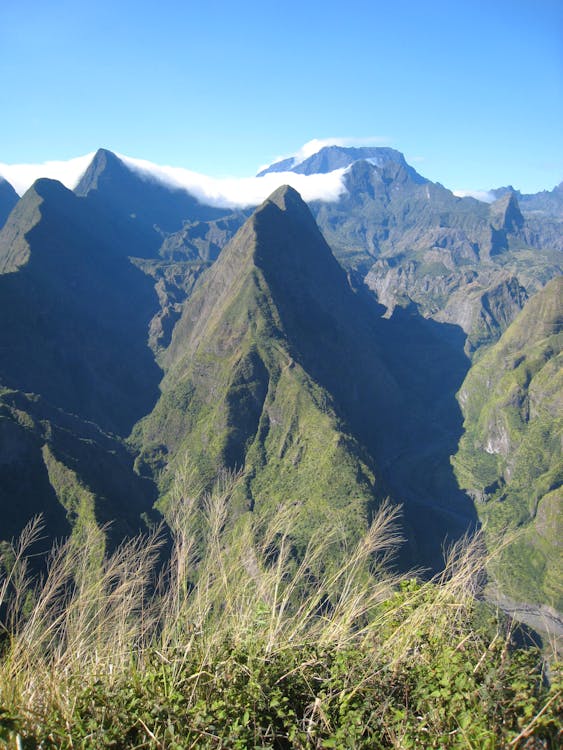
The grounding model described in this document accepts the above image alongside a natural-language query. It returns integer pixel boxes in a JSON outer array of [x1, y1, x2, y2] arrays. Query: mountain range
[[0, 144, 560, 616]]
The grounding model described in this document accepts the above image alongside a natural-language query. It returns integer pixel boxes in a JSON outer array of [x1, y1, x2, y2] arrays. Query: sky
[[1, 0, 562, 196]]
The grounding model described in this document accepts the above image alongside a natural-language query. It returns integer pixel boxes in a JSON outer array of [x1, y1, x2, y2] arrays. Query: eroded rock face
[[366, 259, 529, 354], [484, 414, 511, 457]]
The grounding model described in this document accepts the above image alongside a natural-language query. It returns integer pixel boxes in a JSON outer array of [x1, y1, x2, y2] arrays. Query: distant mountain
[[452, 277, 563, 609], [258, 145, 419, 178], [72, 148, 244, 354], [492, 182, 563, 220], [262, 147, 561, 354], [0, 176, 19, 230]]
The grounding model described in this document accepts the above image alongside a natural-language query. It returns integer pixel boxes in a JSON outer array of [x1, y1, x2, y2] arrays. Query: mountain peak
[[0, 178, 76, 274], [30, 177, 72, 200], [74, 148, 225, 247], [137, 181, 400, 545], [258, 144, 409, 177], [490, 190, 524, 232], [74, 148, 127, 196], [264, 184, 307, 212]]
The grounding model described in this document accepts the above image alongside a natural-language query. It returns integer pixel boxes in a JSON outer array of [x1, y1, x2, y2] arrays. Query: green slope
[[0, 387, 157, 547], [452, 276, 563, 608], [133, 186, 401, 546]]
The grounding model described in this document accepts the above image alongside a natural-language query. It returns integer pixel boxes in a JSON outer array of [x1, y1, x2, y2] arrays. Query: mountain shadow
[[0, 178, 162, 435], [0, 178, 163, 545], [370, 303, 479, 569]]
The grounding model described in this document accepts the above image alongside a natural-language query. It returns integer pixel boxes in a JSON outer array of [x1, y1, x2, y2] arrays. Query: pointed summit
[[264, 183, 304, 211], [490, 190, 524, 232], [135, 186, 402, 544], [75, 149, 226, 250], [74, 148, 128, 195], [0, 178, 73, 274], [162, 184, 377, 380]]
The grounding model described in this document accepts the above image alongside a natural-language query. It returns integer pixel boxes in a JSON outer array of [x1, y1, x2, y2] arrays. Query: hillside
[[452, 277, 563, 609], [0, 177, 165, 543], [0, 178, 162, 433], [133, 186, 399, 550]]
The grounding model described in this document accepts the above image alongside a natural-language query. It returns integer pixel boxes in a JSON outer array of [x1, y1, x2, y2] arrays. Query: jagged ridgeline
[[133, 185, 402, 548], [453, 276, 563, 609], [0, 145, 561, 614], [262, 145, 562, 356]]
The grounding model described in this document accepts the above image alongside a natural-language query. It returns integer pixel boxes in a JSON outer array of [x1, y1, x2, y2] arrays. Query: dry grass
[[0, 471, 560, 748]]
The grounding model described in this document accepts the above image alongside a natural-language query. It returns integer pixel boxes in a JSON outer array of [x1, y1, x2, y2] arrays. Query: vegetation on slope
[[453, 277, 563, 609], [133, 186, 399, 548], [0, 472, 560, 749], [0, 388, 158, 546]]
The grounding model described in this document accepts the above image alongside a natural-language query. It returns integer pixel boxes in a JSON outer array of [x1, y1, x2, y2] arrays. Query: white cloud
[[453, 189, 496, 203], [118, 154, 349, 208], [0, 142, 367, 208], [0, 153, 96, 196]]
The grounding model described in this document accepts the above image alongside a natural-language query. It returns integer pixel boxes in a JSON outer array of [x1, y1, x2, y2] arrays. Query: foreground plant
[[0, 475, 560, 748]]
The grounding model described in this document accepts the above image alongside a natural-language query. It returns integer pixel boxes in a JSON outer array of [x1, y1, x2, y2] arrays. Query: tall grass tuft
[[0, 472, 560, 748]]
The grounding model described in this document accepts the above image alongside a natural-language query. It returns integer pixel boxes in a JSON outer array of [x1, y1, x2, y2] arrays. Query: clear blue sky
[[1, 0, 562, 193]]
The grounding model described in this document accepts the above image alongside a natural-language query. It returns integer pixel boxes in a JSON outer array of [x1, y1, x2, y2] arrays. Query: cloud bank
[[119, 155, 349, 208], [0, 153, 96, 196], [453, 189, 496, 203], [0, 149, 351, 208], [0, 146, 502, 211]]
